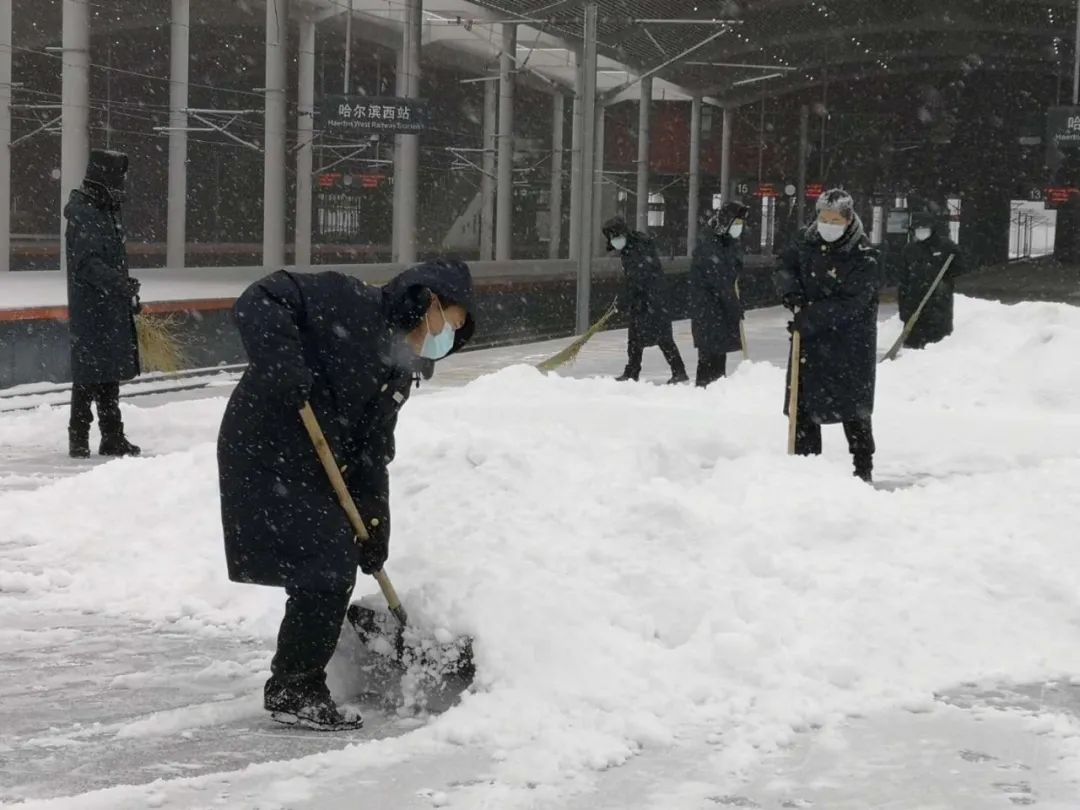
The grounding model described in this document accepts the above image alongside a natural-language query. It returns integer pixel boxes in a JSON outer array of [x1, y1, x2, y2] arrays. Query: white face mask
[[817, 222, 846, 243], [728, 222, 744, 239], [610, 235, 627, 251], [914, 227, 932, 242]]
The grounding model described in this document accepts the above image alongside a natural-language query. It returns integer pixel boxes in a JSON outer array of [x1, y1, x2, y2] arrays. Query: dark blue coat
[[898, 233, 965, 349], [776, 226, 881, 424], [64, 187, 140, 385], [690, 233, 743, 355], [218, 264, 474, 591], [618, 231, 674, 347]]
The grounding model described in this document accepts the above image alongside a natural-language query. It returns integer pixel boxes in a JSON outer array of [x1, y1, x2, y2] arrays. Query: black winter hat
[[712, 201, 749, 232], [601, 216, 629, 241], [84, 149, 128, 192]]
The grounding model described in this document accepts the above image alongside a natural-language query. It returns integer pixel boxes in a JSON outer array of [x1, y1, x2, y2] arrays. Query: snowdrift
[[2, 296, 1080, 803]]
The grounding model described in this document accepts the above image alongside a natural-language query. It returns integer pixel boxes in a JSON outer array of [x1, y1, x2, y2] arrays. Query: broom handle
[[299, 403, 405, 618], [787, 329, 801, 456]]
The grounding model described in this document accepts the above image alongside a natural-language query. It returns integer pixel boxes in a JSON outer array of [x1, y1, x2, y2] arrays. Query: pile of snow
[[3, 296, 1080, 806]]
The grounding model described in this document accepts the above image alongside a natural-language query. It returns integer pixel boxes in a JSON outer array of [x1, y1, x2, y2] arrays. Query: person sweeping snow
[[217, 260, 475, 731], [898, 211, 966, 350], [64, 149, 142, 459], [689, 202, 748, 387], [602, 216, 688, 385], [775, 188, 881, 482]]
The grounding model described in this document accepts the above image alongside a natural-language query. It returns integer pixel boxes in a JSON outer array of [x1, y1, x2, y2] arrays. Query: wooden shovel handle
[[299, 402, 404, 616], [787, 329, 801, 456]]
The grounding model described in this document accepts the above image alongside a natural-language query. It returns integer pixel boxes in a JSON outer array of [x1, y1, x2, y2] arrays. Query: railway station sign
[[320, 95, 430, 135], [1046, 106, 1080, 171]]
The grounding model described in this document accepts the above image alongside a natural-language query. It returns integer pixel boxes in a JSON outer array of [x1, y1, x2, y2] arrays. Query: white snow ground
[[2, 300, 1080, 809]]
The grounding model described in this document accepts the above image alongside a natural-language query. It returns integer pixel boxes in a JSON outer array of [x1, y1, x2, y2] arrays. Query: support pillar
[[167, 0, 189, 269], [686, 95, 701, 255], [295, 16, 316, 268], [263, 0, 288, 269], [392, 46, 404, 262], [797, 104, 809, 227], [495, 24, 516, 261], [480, 76, 496, 261], [548, 90, 564, 260], [635, 75, 652, 232], [61, 0, 90, 273], [591, 103, 605, 257], [567, 54, 583, 262], [720, 107, 732, 204], [575, 4, 598, 333], [0, 0, 11, 270], [395, 0, 421, 264]]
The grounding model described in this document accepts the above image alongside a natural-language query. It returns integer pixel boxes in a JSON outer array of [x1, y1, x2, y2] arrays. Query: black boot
[[666, 370, 690, 385], [853, 455, 873, 483], [615, 370, 639, 382], [69, 429, 90, 459], [99, 435, 141, 457], [264, 675, 363, 731]]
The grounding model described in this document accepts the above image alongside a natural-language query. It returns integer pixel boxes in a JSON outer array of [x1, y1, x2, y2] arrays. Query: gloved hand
[[782, 291, 806, 311], [356, 512, 389, 575], [125, 277, 141, 297], [787, 309, 812, 336]]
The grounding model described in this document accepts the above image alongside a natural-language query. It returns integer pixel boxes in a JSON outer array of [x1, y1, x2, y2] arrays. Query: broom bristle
[[136, 314, 189, 374], [536, 301, 619, 373]]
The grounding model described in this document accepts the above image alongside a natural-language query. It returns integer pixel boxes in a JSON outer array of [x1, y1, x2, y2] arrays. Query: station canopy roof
[[306, 0, 1076, 107]]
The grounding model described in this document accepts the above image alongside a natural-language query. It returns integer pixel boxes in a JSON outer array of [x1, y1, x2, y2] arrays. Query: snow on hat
[[815, 188, 854, 218]]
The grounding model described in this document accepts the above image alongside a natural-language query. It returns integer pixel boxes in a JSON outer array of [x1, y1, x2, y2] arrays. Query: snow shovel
[[299, 403, 475, 688], [880, 253, 954, 363], [787, 328, 801, 456]]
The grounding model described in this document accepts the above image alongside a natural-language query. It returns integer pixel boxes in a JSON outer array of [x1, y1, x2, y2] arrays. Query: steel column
[[480, 75, 497, 261], [263, 0, 288, 269], [0, 0, 11, 270], [568, 51, 583, 261], [495, 24, 516, 261], [720, 107, 732, 204], [395, 0, 421, 264], [548, 90, 564, 259], [635, 75, 652, 231], [295, 16, 316, 268], [61, 0, 90, 273], [591, 103, 605, 257], [686, 95, 701, 255], [166, 0, 189, 269], [391, 46, 404, 261], [575, 4, 598, 333], [797, 104, 809, 227]]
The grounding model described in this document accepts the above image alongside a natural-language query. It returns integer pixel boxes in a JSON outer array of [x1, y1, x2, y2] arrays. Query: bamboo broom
[[536, 299, 620, 373], [136, 314, 190, 374]]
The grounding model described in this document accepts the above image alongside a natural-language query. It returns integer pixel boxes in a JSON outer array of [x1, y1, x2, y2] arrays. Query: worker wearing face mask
[[775, 189, 881, 482], [898, 211, 965, 350], [689, 202, 748, 387], [602, 216, 688, 385], [217, 260, 475, 730]]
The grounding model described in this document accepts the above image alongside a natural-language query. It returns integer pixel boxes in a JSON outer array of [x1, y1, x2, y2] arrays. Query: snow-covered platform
[[2, 300, 1080, 809]]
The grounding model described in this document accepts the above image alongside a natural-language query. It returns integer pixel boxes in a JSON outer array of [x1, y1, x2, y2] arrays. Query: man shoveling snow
[[216, 261, 475, 731]]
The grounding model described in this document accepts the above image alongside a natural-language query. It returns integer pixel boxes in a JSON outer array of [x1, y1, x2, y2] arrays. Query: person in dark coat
[[775, 189, 881, 482], [602, 216, 688, 384], [690, 202, 748, 387], [217, 259, 474, 731], [898, 211, 965, 349], [64, 149, 141, 459]]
